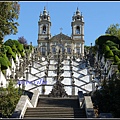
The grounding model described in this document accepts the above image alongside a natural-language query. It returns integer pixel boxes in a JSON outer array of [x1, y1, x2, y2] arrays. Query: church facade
[[17, 6, 97, 96], [37, 7, 85, 57]]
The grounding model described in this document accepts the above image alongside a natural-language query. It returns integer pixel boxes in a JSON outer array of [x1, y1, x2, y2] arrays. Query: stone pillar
[[38, 24, 40, 34], [72, 26, 73, 35], [92, 82, 95, 91], [74, 43, 76, 53], [29, 64, 31, 74], [22, 75, 25, 93], [89, 74, 92, 82], [32, 56, 34, 67], [81, 43, 84, 57], [81, 24, 84, 40], [73, 26, 76, 35], [72, 78, 75, 95], [12, 68, 14, 79], [26, 67, 28, 81], [50, 43, 52, 53]]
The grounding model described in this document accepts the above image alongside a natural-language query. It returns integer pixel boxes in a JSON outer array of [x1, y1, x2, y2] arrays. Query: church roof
[[50, 33, 72, 41]]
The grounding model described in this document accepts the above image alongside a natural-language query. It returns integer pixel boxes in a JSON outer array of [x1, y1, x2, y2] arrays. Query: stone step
[[24, 96, 87, 118], [24, 115, 86, 118], [37, 98, 79, 108], [26, 107, 84, 111], [24, 108, 86, 118], [25, 111, 85, 115]]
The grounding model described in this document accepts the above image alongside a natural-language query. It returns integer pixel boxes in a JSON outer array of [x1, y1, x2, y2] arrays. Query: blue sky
[[4, 1, 120, 46]]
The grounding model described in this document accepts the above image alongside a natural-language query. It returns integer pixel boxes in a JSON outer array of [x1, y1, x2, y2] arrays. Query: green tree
[[105, 23, 120, 40], [0, 80, 21, 118], [92, 73, 120, 117], [0, 2, 20, 43]]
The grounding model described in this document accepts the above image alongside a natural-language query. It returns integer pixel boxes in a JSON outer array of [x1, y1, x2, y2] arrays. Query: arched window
[[77, 16, 80, 20], [42, 25, 46, 34], [76, 26, 80, 34], [76, 48, 80, 54], [67, 48, 71, 54], [42, 47, 46, 55], [52, 47, 56, 53]]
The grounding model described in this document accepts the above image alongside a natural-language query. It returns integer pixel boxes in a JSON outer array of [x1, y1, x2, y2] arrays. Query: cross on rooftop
[[60, 27, 63, 33]]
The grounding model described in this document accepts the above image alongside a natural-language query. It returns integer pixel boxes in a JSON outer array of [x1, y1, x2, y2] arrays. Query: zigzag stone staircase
[[24, 96, 86, 118], [20, 54, 97, 95]]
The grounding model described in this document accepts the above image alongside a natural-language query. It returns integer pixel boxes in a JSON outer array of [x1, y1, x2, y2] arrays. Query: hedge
[[114, 55, 120, 63], [110, 46, 118, 50], [106, 40, 118, 48], [112, 49, 120, 58], [105, 50, 114, 58], [1, 54, 11, 67], [12, 44, 17, 54], [0, 57, 8, 70]]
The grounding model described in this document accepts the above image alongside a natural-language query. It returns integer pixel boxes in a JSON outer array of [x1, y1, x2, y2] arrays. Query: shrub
[[117, 61, 120, 71], [112, 49, 120, 57], [110, 46, 118, 50], [1, 54, 11, 67], [114, 55, 120, 63], [103, 45, 110, 54], [12, 44, 17, 54], [95, 35, 120, 53], [106, 40, 118, 48], [0, 45, 7, 54], [18, 43, 24, 52], [5, 46, 13, 57], [105, 50, 114, 58], [20, 52, 25, 58], [0, 80, 21, 117], [4, 39, 15, 48], [0, 57, 8, 70]]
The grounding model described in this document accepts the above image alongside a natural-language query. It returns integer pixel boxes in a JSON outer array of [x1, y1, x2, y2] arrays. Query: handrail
[[11, 95, 33, 118], [84, 96, 95, 118], [78, 91, 95, 118], [11, 89, 39, 118]]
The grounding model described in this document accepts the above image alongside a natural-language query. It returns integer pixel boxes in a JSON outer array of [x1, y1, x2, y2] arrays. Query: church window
[[42, 43, 46, 46], [67, 48, 71, 54], [76, 48, 80, 53], [77, 16, 80, 20], [42, 47, 46, 55], [42, 25, 46, 34], [76, 43, 80, 46], [52, 47, 56, 53], [76, 26, 80, 34], [44, 15, 46, 19]]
